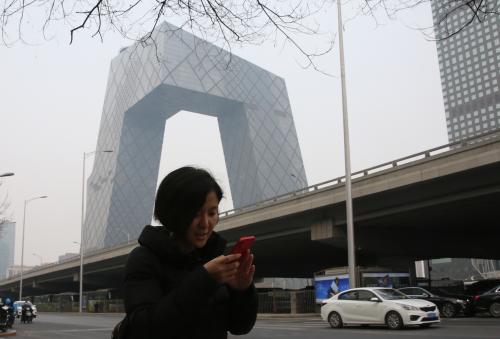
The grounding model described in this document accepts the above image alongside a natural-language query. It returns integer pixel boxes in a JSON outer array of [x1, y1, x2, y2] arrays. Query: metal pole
[[79, 152, 86, 313], [337, 0, 357, 288], [19, 200, 27, 301], [19, 196, 47, 300]]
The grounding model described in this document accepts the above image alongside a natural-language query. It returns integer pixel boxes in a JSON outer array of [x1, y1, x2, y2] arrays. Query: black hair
[[153, 166, 223, 235]]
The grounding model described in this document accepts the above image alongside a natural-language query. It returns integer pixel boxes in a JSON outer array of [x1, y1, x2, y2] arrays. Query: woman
[[123, 166, 257, 338]]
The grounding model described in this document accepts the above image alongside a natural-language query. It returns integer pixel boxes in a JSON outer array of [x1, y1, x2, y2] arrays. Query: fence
[[34, 290, 315, 314], [257, 290, 316, 314]]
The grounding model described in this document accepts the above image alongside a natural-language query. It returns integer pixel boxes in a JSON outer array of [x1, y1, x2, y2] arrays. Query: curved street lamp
[[336, 0, 356, 288], [32, 253, 43, 266], [0, 172, 15, 178], [20, 195, 48, 300]]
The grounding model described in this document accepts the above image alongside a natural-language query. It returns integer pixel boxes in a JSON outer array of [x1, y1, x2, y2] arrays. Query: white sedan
[[321, 287, 440, 330]]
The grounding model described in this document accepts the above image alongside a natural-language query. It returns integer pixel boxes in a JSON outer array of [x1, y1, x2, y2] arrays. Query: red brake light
[[473, 295, 480, 301]]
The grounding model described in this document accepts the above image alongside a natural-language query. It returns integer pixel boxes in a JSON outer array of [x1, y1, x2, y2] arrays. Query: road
[[5, 313, 500, 339]]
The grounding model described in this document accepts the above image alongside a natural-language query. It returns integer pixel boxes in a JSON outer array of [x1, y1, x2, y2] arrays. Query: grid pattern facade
[[431, 1, 500, 142], [431, 258, 500, 280], [0, 222, 15, 280], [83, 23, 307, 251]]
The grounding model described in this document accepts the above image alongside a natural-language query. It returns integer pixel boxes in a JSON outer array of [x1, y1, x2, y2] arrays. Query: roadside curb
[[39, 312, 125, 317], [39, 312, 321, 319], [0, 329, 17, 337], [257, 313, 320, 320]]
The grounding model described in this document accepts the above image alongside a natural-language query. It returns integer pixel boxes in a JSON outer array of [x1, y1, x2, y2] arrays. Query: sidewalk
[[0, 329, 16, 337], [39, 312, 125, 317]]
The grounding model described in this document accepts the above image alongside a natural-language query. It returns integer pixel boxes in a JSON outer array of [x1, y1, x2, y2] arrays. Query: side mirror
[[370, 297, 381, 302], [421, 293, 429, 298]]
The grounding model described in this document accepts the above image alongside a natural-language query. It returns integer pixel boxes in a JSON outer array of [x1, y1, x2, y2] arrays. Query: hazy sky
[[0, 2, 448, 267]]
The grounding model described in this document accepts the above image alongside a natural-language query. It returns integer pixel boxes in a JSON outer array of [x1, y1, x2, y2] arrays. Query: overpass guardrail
[[219, 128, 500, 218]]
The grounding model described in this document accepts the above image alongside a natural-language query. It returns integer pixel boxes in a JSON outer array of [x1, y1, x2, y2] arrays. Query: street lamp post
[[337, 0, 357, 287], [20, 195, 48, 300], [79, 150, 112, 313]]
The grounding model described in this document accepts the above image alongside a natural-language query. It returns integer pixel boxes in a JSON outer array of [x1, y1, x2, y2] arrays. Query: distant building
[[58, 253, 79, 262], [431, 1, 500, 143], [429, 258, 500, 281], [84, 23, 306, 251], [430, 0, 500, 282], [0, 222, 15, 280]]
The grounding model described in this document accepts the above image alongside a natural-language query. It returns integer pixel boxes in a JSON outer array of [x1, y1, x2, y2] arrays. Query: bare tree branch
[[1, 0, 499, 70], [358, 0, 500, 41], [70, 0, 104, 44]]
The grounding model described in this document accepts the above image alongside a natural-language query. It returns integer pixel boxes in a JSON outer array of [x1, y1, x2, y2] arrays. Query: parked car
[[13, 301, 37, 319], [471, 285, 500, 318], [321, 287, 440, 330], [398, 286, 471, 317], [465, 279, 500, 297]]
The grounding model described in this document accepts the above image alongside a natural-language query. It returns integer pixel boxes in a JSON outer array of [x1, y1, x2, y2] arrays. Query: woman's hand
[[204, 254, 242, 284], [227, 250, 255, 291]]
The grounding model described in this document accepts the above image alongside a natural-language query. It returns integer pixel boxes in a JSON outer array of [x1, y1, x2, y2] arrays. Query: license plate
[[26, 312, 31, 316], [427, 312, 435, 317]]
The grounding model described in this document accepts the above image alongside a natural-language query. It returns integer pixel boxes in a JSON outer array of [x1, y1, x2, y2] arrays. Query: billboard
[[361, 272, 410, 289], [314, 274, 350, 303], [314, 271, 411, 303]]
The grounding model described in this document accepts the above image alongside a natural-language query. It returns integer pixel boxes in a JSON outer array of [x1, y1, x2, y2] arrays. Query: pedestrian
[[123, 166, 257, 338], [327, 277, 340, 297]]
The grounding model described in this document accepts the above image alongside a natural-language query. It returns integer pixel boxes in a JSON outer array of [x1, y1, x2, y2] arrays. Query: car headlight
[[398, 304, 419, 311]]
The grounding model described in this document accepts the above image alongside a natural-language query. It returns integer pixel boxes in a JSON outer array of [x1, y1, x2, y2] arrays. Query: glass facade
[[0, 222, 15, 279], [430, 258, 500, 280], [83, 23, 307, 251], [431, 1, 500, 142]]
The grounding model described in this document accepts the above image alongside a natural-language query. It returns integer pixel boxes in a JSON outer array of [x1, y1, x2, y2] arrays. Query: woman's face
[[185, 191, 220, 249]]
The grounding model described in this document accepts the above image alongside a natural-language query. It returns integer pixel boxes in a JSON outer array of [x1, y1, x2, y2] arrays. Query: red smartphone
[[229, 236, 256, 256]]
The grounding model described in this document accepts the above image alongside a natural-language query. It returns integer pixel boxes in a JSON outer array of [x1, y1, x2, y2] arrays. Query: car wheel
[[385, 311, 403, 330], [328, 312, 343, 329], [489, 302, 500, 318], [441, 302, 456, 318], [420, 324, 432, 328]]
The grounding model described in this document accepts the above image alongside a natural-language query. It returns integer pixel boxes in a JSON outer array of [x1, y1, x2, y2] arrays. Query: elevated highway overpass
[[2, 132, 500, 296]]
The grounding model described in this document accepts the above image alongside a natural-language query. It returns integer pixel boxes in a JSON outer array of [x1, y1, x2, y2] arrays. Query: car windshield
[[420, 288, 435, 297], [485, 285, 500, 294], [375, 288, 409, 300]]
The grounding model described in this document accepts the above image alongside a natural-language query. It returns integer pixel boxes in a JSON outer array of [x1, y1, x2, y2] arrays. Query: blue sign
[[314, 275, 349, 303]]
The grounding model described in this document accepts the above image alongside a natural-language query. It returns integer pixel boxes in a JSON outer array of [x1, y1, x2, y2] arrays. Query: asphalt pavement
[[4, 313, 500, 339]]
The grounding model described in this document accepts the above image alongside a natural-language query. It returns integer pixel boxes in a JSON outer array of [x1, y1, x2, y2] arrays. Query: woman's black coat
[[123, 225, 257, 338]]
